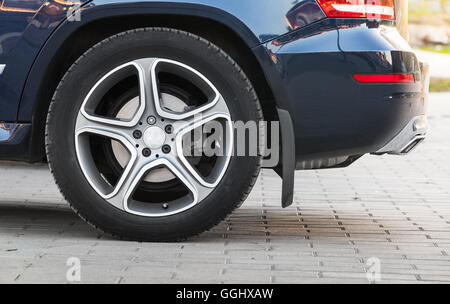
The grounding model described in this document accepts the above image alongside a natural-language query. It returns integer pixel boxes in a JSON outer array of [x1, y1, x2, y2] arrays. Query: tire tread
[[46, 27, 263, 242]]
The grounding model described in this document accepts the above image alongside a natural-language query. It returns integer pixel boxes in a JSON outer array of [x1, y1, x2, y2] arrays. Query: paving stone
[[0, 93, 449, 283]]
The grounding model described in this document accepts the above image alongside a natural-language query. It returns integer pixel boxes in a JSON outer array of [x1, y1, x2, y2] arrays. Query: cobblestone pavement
[[0, 93, 449, 284]]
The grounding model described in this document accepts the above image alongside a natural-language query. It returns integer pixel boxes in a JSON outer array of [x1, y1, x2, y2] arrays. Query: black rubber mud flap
[[275, 108, 295, 208]]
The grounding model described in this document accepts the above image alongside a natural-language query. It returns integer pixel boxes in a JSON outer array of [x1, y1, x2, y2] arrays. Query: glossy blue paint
[[0, 0, 324, 123], [91, 0, 325, 42], [0, 0, 91, 121], [0, 1, 428, 167], [0, 122, 31, 159], [258, 19, 425, 160]]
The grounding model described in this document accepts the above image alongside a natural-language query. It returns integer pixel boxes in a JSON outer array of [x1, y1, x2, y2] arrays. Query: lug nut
[[142, 148, 151, 157], [133, 130, 142, 139], [165, 125, 173, 134], [147, 116, 156, 125], [162, 145, 171, 154]]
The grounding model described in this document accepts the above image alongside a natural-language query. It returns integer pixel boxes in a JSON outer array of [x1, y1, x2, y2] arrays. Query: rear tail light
[[352, 73, 415, 83], [316, 0, 395, 20]]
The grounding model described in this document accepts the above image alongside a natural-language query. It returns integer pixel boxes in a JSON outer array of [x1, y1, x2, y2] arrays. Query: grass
[[420, 45, 450, 54], [430, 78, 450, 92]]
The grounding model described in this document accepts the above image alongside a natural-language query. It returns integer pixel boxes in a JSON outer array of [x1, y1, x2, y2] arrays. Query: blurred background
[[409, 0, 449, 49], [408, 0, 450, 92]]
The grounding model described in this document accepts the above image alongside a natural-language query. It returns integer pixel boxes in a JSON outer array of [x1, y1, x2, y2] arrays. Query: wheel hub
[[143, 126, 166, 150], [111, 96, 176, 183]]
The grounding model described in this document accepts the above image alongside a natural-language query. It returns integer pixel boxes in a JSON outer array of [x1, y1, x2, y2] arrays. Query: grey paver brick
[[0, 93, 450, 283]]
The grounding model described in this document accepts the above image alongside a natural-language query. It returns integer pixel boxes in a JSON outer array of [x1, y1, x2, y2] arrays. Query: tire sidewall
[[47, 28, 261, 240]]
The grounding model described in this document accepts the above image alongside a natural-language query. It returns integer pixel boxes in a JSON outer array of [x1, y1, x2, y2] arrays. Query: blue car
[[0, 0, 429, 241]]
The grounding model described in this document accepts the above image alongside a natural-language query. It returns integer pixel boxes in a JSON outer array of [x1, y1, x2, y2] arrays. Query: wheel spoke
[[75, 114, 139, 207], [80, 61, 148, 127], [132, 58, 160, 115], [101, 155, 145, 210], [168, 157, 215, 203], [172, 95, 233, 188], [149, 59, 223, 120], [76, 112, 134, 143], [110, 157, 213, 215], [172, 95, 231, 134]]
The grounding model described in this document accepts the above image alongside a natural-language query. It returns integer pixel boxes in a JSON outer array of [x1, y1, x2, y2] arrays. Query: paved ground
[[0, 93, 449, 284]]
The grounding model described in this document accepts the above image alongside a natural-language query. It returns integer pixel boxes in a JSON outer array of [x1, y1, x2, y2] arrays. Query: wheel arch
[[20, 4, 278, 162]]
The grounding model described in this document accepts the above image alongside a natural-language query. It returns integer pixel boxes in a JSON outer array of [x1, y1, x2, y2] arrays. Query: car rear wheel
[[46, 28, 263, 241]]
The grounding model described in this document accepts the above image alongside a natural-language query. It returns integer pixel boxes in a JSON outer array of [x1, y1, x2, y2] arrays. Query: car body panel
[[0, 0, 91, 121], [1, 0, 324, 122], [256, 19, 427, 162], [0, 122, 30, 160], [0, 1, 428, 170]]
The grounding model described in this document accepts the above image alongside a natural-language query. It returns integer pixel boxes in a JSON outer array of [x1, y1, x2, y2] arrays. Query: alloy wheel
[[74, 58, 233, 217]]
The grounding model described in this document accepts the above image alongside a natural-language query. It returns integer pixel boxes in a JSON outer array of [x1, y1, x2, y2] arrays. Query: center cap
[[143, 126, 166, 149]]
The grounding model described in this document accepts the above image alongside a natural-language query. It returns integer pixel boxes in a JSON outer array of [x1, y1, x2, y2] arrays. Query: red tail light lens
[[352, 73, 415, 83], [317, 0, 395, 20]]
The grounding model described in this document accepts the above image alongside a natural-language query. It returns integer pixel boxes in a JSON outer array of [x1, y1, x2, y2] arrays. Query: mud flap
[[274, 108, 295, 208]]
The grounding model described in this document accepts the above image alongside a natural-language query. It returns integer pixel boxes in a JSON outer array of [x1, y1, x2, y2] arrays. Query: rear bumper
[[376, 61, 430, 155], [375, 115, 426, 155], [257, 19, 429, 168]]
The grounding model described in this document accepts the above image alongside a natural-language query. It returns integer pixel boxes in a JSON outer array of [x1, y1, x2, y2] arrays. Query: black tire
[[46, 28, 263, 242]]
